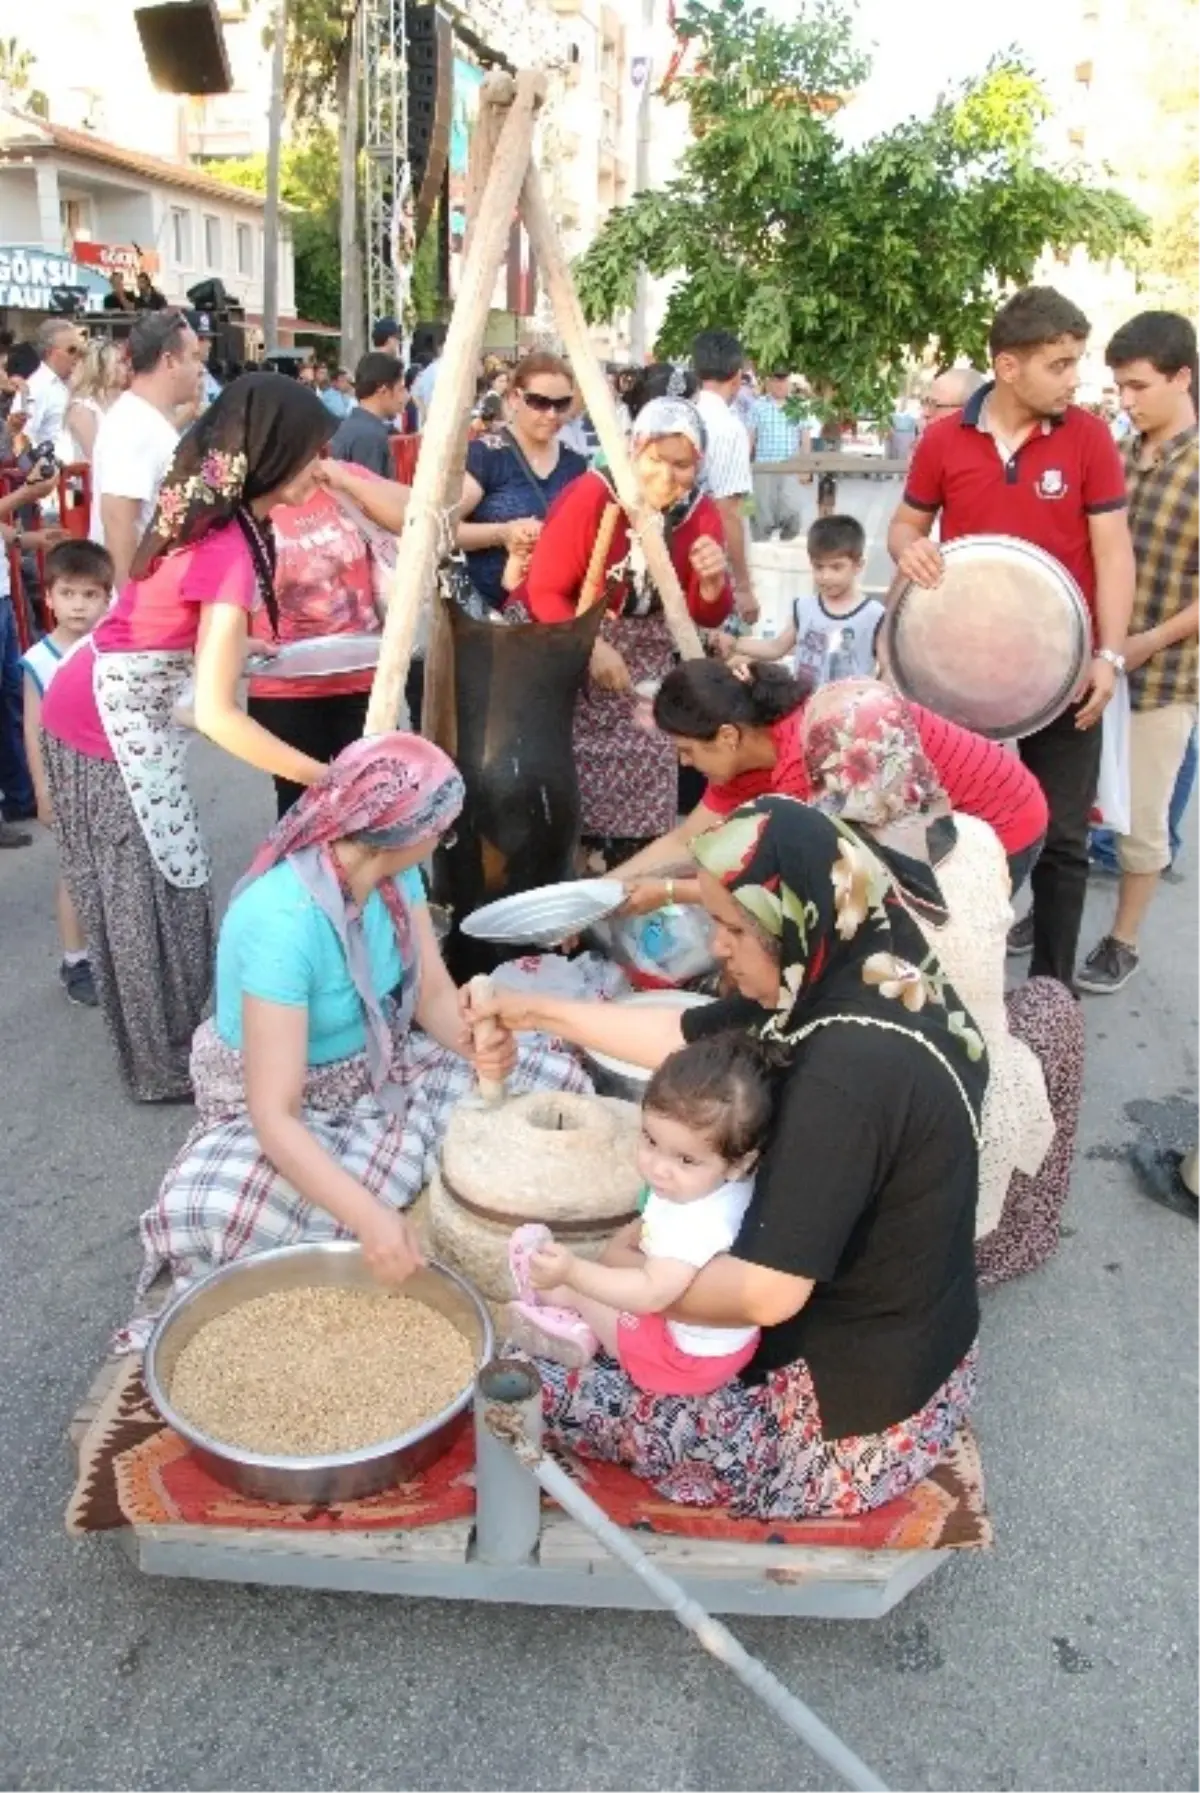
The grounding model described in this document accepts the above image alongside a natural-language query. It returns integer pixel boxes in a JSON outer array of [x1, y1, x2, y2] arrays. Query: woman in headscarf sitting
[[801, 678, 1083, 1287], [117, 734, 588, 1344], [512, 382, 733, 865], [41, 373, 337, 1102], [466, 797, 986, 1520]]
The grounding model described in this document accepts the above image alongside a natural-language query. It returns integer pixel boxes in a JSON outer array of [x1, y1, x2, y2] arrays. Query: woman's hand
[[461, 980, 532, 1036], [502, 517, 542, 554], [619, 876, 670, 917], [357, 1205, 425, 1287], [689, 533, 727, 594], [530, 1241, 575, 1291], [590, 638, 632, 693]]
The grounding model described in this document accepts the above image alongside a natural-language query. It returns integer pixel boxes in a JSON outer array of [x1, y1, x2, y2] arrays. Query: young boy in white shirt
[[716, 514, 885, 690], [20, 540, 113, 1005]]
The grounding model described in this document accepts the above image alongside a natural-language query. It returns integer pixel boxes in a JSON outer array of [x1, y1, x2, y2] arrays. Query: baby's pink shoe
[[502, 1300, 598, 1369]]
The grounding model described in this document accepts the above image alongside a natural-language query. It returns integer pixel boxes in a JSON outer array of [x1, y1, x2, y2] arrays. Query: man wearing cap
[[188, 310, 222, 408], [372, 317, 402, 358]]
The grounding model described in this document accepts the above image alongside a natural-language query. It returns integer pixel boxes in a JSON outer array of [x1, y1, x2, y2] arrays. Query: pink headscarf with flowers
[[802, 679, 944, 830], [233, 732, 464, 1091]]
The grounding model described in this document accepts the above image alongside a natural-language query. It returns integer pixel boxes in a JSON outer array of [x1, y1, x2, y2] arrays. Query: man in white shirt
[[91, 309, 203, 587], [24, 320, 85, 459], [692, 330, 758, 622]]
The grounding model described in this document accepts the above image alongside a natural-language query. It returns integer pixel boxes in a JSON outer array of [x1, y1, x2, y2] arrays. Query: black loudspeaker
[[134, 1, 232, 95], [187, 277, 229, 312], [406, 6, 453, 243]]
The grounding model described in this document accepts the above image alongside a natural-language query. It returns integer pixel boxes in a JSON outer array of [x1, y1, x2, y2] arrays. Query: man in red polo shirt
[[888, 286, 1136, 988]]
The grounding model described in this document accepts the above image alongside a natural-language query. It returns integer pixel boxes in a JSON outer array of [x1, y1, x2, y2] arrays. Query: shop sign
[[0, 245, 110, 312], [72, 240, 159, 277]]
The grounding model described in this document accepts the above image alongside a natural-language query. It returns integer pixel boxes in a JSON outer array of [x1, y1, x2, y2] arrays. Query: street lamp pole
[[629, 0, 654, 364], [262, 0, 287, 355]]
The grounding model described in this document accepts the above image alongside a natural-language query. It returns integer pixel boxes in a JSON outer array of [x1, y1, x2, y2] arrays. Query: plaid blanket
[[114, 1017, 589, 1352]]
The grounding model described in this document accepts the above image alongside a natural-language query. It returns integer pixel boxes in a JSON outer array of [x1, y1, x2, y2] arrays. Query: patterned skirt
[[42, 734, 213, 1103], [537, 1344, 978, 1521], [976, 976, 1085, 1288], [574, 613, 678, 844], [115, 1015, 590, 1350]]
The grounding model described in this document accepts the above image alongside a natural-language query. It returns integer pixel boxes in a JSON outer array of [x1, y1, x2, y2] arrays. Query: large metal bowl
[[144, 1243, 493, 1505]]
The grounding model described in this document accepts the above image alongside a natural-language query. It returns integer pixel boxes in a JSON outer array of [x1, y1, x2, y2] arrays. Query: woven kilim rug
[[68, 1357, 991, 1550]]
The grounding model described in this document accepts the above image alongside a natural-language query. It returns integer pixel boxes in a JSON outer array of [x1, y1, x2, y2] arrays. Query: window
[[236, 221, 253, 275], [203, 213, 222, 270], [170, 206, 193, 267]]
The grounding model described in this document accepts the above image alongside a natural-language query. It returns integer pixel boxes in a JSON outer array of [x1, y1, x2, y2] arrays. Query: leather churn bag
[[429, 593, 606, 981]]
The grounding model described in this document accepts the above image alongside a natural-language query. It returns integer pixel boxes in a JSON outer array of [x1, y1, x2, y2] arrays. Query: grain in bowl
[[168, 1285, 477, 1456]]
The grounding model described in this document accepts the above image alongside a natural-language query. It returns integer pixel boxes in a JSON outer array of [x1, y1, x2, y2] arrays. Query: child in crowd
[[505, 1033, 773, 1395], [20, 540, 113, 1005], [717, 514, 885, 690]]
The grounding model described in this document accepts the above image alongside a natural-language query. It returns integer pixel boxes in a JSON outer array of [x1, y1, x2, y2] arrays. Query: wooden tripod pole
[[518, 163, 704, 661], [364, 70, 546, 737]]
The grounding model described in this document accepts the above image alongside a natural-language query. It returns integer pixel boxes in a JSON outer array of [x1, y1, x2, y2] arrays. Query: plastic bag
[[596, 904, 718, 990], [1092, 676, 1131, 836]]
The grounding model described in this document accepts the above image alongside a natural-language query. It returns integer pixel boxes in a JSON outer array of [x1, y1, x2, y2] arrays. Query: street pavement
[[1, 539, 1196, 1790]]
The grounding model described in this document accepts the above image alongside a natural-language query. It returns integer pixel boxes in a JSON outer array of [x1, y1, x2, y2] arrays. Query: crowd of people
[[0, 279, 1195, 1524]]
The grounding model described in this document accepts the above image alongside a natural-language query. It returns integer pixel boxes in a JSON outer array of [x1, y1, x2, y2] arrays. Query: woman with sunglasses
[[456, 351, 589, 611]]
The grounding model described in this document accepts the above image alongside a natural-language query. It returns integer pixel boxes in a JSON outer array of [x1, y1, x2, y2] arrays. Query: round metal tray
[[144, 1243, 493, 1504], [460, 878, 625, 949], [245, 632, 383, 680], [584, 991, 715, 1102], [884, 534, 1091, 740]]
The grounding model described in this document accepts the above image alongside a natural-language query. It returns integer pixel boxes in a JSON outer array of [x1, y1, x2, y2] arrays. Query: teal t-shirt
[[215, 860, 426, 1064]]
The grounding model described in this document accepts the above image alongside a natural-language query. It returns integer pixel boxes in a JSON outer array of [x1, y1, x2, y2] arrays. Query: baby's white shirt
[[640, 1177, 759, 1357]]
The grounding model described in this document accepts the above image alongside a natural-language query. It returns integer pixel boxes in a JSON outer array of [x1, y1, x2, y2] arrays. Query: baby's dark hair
[[653, 657, 811, 741], [644, 1031, 775, 1163], [45, 539, 114, 590]]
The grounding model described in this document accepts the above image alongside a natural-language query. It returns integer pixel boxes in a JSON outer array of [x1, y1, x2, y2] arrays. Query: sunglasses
[[518, 390, 573, 416]]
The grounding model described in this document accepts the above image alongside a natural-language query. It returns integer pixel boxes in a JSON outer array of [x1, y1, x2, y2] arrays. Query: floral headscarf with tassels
[[130, 372, 335, 628], [803, 679, 944, 830], [232, 733, 464, 1092], [802, 676, 954, 930], [691, 796, 987, 1139]]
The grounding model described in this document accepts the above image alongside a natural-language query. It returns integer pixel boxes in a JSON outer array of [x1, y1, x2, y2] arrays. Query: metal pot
[[144, 1243, 493, 1505], [582, 991, 715, 1103]]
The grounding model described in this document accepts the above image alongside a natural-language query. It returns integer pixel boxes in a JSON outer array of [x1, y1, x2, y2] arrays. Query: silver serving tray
[[584, 991, 715, 1091], [460, 878, 625, 948], [884, 534, 1091, 740], [144, 1243, 493, 1505], [245, 631, 383, 679]]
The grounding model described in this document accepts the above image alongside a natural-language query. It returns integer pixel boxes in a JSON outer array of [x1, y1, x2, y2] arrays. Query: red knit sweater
[[513, 468, 734, 627]]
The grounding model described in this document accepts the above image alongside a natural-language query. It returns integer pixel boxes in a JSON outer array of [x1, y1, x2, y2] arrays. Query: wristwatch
[[1095, 647, 1126, 674]]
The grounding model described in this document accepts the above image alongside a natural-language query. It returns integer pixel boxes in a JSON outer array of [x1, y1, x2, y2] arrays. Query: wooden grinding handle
[[467, 974, 507, 1106], [576, 503, 621, 616]]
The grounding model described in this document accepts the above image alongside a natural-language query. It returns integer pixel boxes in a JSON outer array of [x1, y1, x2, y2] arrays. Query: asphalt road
[[2, 603, 1196, 1788]]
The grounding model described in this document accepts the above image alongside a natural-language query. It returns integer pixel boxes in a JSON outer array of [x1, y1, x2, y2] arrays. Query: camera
[[28, 441, 59, 482]]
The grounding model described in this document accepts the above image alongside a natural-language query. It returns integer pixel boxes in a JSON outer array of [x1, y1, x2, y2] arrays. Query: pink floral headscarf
[[802, 680, 944, 830], [234, 732, 464, 1090]]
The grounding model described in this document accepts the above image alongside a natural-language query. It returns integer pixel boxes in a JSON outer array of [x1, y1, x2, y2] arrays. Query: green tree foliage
[[0, 34, 48, 115], [203, 132, 340, 326], [574, 0, 1150, 414], [279, 0, 357, 122]]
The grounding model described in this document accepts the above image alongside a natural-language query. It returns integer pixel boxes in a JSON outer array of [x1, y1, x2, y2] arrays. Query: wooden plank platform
[[70, 1326, 960, 1620], [121, 1518, 946, 1619]]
